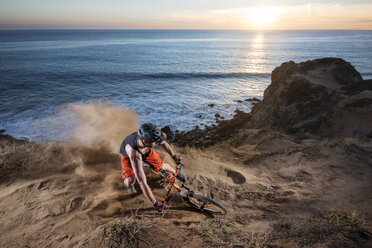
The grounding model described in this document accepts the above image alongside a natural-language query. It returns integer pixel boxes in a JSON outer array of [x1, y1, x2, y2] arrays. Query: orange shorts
[[121, 148, 163, 179]]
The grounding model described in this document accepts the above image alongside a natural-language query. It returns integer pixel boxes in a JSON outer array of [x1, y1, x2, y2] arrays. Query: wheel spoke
[[186, 193, 227, 215]]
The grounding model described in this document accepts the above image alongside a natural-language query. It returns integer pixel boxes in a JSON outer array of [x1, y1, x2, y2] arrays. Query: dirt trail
[[1, 58, 372, 247], [1, 132, 371, 247]]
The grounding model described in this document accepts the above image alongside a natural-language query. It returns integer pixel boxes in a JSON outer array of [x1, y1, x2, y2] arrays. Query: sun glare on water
[[247, 6, 278, 28]]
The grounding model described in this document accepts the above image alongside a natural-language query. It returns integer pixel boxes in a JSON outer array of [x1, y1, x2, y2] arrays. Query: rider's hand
[[172, 154, 182, 165], [153, 201, 164, 212]]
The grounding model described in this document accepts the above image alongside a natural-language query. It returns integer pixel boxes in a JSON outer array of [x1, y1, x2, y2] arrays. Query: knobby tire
[[186, 192, 227, 215], [156, 169, 227, 215]]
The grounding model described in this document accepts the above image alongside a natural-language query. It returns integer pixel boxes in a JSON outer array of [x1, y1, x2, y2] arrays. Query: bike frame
[[152, 163, 190, 205], [148, 161, 227, 215]]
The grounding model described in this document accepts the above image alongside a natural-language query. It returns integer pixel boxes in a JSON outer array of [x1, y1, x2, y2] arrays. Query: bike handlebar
[[175, 162, 184, 173]]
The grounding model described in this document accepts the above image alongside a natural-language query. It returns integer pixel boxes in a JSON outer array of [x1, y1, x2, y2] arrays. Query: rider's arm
[[159, 140, 175, 157], [125, 144, 157, 205], [159, 141, 182, 164]]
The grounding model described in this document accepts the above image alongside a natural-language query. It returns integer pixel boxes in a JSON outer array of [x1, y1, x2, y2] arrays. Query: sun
[[247, 6, 278, 28]]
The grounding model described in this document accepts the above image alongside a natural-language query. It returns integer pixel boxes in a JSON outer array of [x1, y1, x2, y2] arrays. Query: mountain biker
[[119, 123, 186, 212]]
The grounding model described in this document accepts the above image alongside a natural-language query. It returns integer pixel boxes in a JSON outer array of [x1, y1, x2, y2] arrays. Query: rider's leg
[[161, 162, 186, 182], [123, 176, 137, 194], [123, 176, 136, 187], [121, 155, 137, 194], [146, 149, 186, 182], [161, 162, 176, 174]]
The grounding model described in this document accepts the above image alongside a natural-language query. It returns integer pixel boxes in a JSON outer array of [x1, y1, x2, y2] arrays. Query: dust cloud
[[65, 102, 139, 153], [56, 102, 141, 216]]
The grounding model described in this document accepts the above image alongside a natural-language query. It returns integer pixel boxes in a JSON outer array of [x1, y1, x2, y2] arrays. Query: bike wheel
[[186, 192, 227, 215]]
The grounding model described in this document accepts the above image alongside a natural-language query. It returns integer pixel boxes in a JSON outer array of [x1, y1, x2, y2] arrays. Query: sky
[[0, 0, 371, 29]]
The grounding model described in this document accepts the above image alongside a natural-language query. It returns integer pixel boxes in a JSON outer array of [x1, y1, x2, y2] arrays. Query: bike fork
[[162, 184, 174, 205]]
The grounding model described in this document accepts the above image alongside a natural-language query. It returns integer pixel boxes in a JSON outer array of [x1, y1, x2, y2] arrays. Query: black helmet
[[138, 123, 163, 143]]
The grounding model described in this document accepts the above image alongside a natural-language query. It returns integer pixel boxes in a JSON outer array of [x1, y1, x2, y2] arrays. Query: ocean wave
[[12, 71, 271, 82], [68, 72, 271, 81], [134, 72, 271, 80], [361, 72, 372, 78]]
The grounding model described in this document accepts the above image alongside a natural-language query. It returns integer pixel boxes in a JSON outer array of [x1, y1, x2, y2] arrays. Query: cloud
[[2, 2, 372, 29], [306, 2, 312, 16]]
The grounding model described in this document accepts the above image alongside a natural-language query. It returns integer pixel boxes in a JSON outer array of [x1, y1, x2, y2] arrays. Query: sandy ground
[[1, 58, 371, 247], [0, 130, 371, 248]]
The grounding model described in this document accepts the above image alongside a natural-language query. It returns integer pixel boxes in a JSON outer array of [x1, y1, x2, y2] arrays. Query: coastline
[[1, 57, 371, 247]]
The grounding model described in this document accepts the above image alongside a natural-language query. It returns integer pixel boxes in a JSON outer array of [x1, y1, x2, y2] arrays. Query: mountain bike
[[144, 161, 227, 215]]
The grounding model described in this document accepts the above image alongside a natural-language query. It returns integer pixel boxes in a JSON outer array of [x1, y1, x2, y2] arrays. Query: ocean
[[1, 30, 371, 142]]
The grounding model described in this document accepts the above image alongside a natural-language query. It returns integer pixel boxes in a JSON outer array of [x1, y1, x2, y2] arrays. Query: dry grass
[[194, 218, 268, 248], [324, 210, 364, 228], [0, 136, 68, 181], [269, 211, 370, 247], [104, 205, 161, 248], [270, 217, 335, 246], [237, 232, 269, 248], [177, 145, 221, 163]]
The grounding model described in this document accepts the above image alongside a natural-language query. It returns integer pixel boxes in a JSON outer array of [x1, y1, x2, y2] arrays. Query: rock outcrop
[[251, 58, 372, 137], [174, 58, 372, 147], [174, 110, 251, 147]]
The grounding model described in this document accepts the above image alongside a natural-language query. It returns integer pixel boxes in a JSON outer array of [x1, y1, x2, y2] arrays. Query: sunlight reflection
[[245, 34, 267, 73]]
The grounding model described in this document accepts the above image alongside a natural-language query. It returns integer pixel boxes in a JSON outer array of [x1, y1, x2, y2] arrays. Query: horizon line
[[1, 28, 372, 31]]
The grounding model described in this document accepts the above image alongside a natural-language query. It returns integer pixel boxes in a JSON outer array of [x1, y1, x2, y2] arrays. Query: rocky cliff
[[250, 58, 372, 137], [175, 58, 372, 147], [1, 58, 372, 248]]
